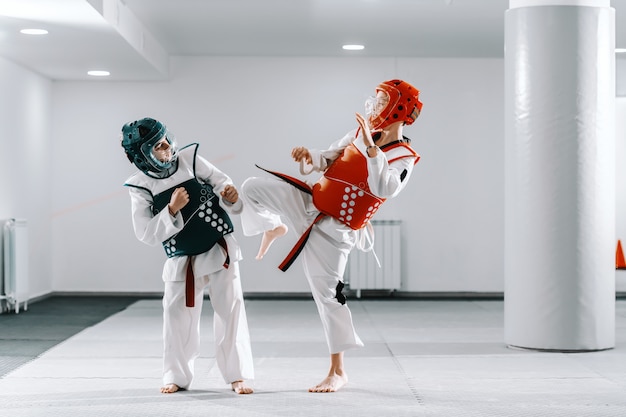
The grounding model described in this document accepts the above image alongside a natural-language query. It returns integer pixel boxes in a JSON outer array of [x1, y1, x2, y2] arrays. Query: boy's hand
[[356, 112, 374, 147], [168, 187, 189, 215], [221, 184, 239, 204], [291, 146, 312, 164]]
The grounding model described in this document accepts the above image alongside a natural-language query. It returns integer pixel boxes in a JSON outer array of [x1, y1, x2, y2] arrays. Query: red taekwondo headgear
[[368, 79, 423, 131]]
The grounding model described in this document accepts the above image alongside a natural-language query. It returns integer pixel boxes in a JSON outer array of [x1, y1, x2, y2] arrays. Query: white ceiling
[[0, 0, 624, 81]]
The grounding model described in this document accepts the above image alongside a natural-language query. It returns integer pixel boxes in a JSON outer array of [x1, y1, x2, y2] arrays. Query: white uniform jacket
[[125, 143, 243, 282]]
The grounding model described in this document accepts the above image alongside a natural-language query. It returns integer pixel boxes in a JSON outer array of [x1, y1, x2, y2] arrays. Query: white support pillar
[[504, 0, 615, 350]]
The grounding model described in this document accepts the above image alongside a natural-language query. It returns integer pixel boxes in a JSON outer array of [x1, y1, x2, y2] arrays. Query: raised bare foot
[[256, 224, 288, 259], [308, 373, 348, 393], [160, 383, 181, 394], [231, 380, 254, 394]]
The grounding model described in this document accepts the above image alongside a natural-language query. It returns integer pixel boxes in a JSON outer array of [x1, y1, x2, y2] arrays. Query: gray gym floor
[[1, 297, 625, 416]]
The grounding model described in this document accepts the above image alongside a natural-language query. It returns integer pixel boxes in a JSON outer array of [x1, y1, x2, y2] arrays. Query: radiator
[[346, 219, 402, 298], [0, 219, 29, 314]]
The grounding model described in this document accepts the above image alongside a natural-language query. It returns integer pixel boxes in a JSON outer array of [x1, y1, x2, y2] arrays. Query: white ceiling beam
[[86, 0, 169, 77]]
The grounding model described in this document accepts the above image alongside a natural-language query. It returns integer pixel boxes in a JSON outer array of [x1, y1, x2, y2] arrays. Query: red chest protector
[[255, 139, 419, 272], [312, 141, 419, 230]]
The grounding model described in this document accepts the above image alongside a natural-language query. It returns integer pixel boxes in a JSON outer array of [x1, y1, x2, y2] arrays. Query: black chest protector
[[152, 178, 234, 258]]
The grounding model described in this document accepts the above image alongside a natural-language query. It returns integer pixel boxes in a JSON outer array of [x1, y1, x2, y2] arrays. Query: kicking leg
[[256, 224, 288, 259]]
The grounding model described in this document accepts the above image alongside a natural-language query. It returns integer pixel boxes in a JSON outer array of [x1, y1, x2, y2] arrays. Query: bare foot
[[256, 224, 288, 259], [231, 380, 254, 394], [308, 373, 348, 393], [160, 383, 180, 394]]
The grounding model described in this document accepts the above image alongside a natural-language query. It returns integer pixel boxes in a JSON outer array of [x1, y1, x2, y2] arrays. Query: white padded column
[[504, 0, 615, 350]]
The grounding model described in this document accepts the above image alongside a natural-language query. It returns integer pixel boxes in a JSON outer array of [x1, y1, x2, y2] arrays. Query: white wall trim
[[510, 0, 609, 8]]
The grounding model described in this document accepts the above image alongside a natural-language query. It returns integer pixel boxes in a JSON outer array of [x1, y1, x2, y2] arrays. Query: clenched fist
[[220, 184, 239, 204], [168, 187, 190, 215], [291, 146, 312, 164]]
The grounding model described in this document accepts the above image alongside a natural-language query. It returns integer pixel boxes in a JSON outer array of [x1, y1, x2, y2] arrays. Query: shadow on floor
[[0, 295, 141, 377]]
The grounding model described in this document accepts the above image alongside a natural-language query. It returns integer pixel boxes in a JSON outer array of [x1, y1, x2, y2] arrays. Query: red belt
[[185, 237, 230, 307], [255, 165, 325, 272]]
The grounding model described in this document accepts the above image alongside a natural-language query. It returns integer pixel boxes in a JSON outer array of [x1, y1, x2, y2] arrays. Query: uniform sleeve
[[194, 154, 243, 215], [307, 129, 357, 173], [128, 186, 184, 246], [366, 152, 415, 198]]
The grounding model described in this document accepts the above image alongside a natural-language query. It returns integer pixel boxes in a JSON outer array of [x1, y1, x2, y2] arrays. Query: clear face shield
[[364, 90, 390, 127], [140, 134, 178, 173]]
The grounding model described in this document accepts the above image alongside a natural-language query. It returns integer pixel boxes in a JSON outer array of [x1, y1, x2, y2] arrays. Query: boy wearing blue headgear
[[121, 117, 254, 395]]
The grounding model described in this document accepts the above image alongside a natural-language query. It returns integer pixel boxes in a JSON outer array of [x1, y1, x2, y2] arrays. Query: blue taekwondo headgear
[[121, 117, 178, 177]]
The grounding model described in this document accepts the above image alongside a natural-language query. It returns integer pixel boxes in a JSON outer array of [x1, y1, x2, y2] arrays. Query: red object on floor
[[616, 240, 626, 270]]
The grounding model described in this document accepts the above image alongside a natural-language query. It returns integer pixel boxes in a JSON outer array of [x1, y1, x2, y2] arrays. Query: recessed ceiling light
[[342, 44, 365, 51], [20, 29, 48, 35], [87, 70, 110, 77]]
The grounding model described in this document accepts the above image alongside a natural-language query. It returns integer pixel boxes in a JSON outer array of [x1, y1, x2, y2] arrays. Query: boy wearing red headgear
[[240, 80, 422, 392]]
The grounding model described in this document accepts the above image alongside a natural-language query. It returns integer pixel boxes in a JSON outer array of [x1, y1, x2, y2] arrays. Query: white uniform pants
[[241, 176, 364, 353], [162, 262, 254, 388]]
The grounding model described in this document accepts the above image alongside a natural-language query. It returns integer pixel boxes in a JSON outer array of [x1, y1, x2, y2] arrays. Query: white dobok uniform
[[125, 144, 254, 388], [240, 129, 416, 354]]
